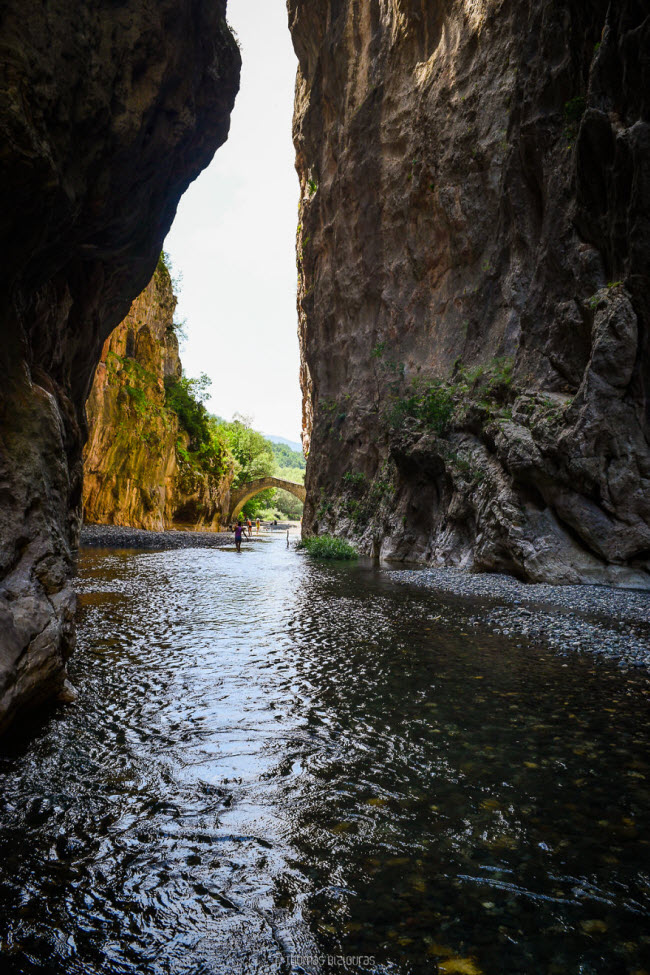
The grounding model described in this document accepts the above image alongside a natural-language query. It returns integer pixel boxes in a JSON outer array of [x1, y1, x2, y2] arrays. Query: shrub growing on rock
[[297, 535, 358, 560]]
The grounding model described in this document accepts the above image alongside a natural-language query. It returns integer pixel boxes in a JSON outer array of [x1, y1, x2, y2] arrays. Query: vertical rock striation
[[83, 262, 182, 531], [83, 261, 233, 530], [290, 0, 650, 587], [0, 0, 240, 732]]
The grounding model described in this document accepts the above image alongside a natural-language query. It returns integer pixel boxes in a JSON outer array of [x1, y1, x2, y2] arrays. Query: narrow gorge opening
[[83, 0, 305, 535], [1, 2, 649, 973]]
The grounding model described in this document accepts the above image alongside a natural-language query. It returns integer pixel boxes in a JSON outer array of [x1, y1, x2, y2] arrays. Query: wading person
[[235, 521, 244, 552]]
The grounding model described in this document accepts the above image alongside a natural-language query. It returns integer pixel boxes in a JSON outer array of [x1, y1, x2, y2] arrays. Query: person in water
[[234, 521, 244, 552], [256, 518, 260, 534]]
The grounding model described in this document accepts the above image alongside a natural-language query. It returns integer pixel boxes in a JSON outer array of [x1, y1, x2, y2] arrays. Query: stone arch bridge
[[229, 477, 305, 520]]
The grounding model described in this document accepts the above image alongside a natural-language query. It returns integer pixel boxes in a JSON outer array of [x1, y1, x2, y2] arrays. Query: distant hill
[[264, 434, 303, 454]]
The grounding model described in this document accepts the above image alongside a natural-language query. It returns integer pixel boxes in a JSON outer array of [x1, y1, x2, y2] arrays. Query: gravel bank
[[80, 527, 649, 669], [389, 567, 650, 669], [79, 524, 266, 550]]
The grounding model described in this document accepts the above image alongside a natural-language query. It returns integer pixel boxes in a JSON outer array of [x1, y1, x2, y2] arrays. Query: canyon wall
[[0, 1, 240, 732], [83, 261, 232, 531], [290, 0, 650, 587]]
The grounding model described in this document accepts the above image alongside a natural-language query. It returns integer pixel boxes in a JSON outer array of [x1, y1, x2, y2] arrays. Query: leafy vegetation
[[564, 95, 586, 143], [208, 414, 276, 517], [455, 356, 514, 401], [275, 465, 305, 484], [587, 281, 623, 311], [200, 417, 305, 519], [378, 355, 515, 436], [270, 441, 306, 471], [125, 384, 148, 413], [164, 369, 305, 519], [239, 493, 276, 518], [297, 534, 357, 560], [275, 489, 303, 520], [104, 259, 307, 522], [157, 249, 183, 294], [313, 353, 518, 535], [211, 414, 275, 488], [255, 488, 304, 522], [104, 352, 170, 447], [164, 374, 212, 451], [266, 442, 306, 519], [342, 471, 366, 489], [388, 379, 455, 434], [163, 373, 229, 483], [154, 253, 186, 340], [157, 250, 171, 277]]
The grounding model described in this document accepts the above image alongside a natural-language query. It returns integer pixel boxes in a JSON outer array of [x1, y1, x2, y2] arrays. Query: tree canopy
[[270, 441, 305, 470], [165, 378, 305, 520], [209, 414, 277, 516]]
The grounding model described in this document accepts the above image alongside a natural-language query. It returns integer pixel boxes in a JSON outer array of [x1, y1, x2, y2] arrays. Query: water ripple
[[0, 538, 649, 973]]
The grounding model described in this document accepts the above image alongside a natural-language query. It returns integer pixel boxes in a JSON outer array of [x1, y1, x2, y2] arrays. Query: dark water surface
[[1, 536, 649, 974]]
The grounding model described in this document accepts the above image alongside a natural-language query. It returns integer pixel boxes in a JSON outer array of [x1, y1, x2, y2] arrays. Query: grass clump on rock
[[298, 534, 358, 560]]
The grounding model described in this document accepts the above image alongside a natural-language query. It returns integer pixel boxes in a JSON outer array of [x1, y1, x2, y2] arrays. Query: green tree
[[242, 489, 278, 518], [270, 441, 306, 470], [209, 414, 277, 516], [273, 488, 303, 520], [270, 463, 305, 520], [275, 465, 305, 485], [164, 373, 213, 450], [210, 413, 277, 488]]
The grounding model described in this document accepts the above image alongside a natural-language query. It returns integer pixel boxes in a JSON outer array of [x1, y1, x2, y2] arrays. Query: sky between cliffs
[[164, 0, 301, 443]]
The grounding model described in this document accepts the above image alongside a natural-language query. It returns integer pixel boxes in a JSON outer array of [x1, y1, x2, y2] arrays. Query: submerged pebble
[[390, 566, 650, 669]]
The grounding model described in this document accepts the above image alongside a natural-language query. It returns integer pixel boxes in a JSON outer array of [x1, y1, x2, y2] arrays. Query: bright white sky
[[164, 0, 301, 442]]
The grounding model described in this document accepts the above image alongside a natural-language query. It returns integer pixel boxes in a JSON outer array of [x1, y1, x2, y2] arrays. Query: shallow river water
[[1, 535, 649, 974]]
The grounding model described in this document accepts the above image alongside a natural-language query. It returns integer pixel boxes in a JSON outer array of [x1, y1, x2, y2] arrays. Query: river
[[0, 534, 649, 974]]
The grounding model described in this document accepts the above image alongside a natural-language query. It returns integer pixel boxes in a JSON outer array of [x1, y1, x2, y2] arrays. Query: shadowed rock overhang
[[0, 0, 241, 734]]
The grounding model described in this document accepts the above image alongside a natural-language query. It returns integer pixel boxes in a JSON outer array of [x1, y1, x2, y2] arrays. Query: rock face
[[0, 0, 240, 732], [83, 262, 233, 531], [290, 0, 650, 587]]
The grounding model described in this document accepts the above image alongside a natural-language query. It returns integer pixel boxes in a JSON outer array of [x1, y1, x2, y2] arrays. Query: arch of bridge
[[229, 477, 306, 520]]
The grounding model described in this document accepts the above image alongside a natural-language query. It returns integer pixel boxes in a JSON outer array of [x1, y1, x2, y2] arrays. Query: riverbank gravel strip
[[389, 567, 650, 669], [80, 524, 264, 550]]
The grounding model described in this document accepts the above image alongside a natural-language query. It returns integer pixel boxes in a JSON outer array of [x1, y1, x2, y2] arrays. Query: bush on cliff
[[165, 373, 230, 481], [164, 373, 212, 450], [297, 535, 358, 560], [388, 379, 454, 435]]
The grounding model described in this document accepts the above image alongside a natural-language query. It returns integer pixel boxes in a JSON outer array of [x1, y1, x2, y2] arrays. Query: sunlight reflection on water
[[0, 536, 649, 974]]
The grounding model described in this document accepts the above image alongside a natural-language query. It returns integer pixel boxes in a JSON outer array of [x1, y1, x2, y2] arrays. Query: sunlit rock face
[[290, 0, 650, 587], [83, 264, 233, 532], [0, 0, 240, 732]]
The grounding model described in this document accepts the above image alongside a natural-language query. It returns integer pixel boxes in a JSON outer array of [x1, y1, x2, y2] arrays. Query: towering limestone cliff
[[290, 0, 650, 587], [0, 1, 240, 732], [83, 260, 232, 530]]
